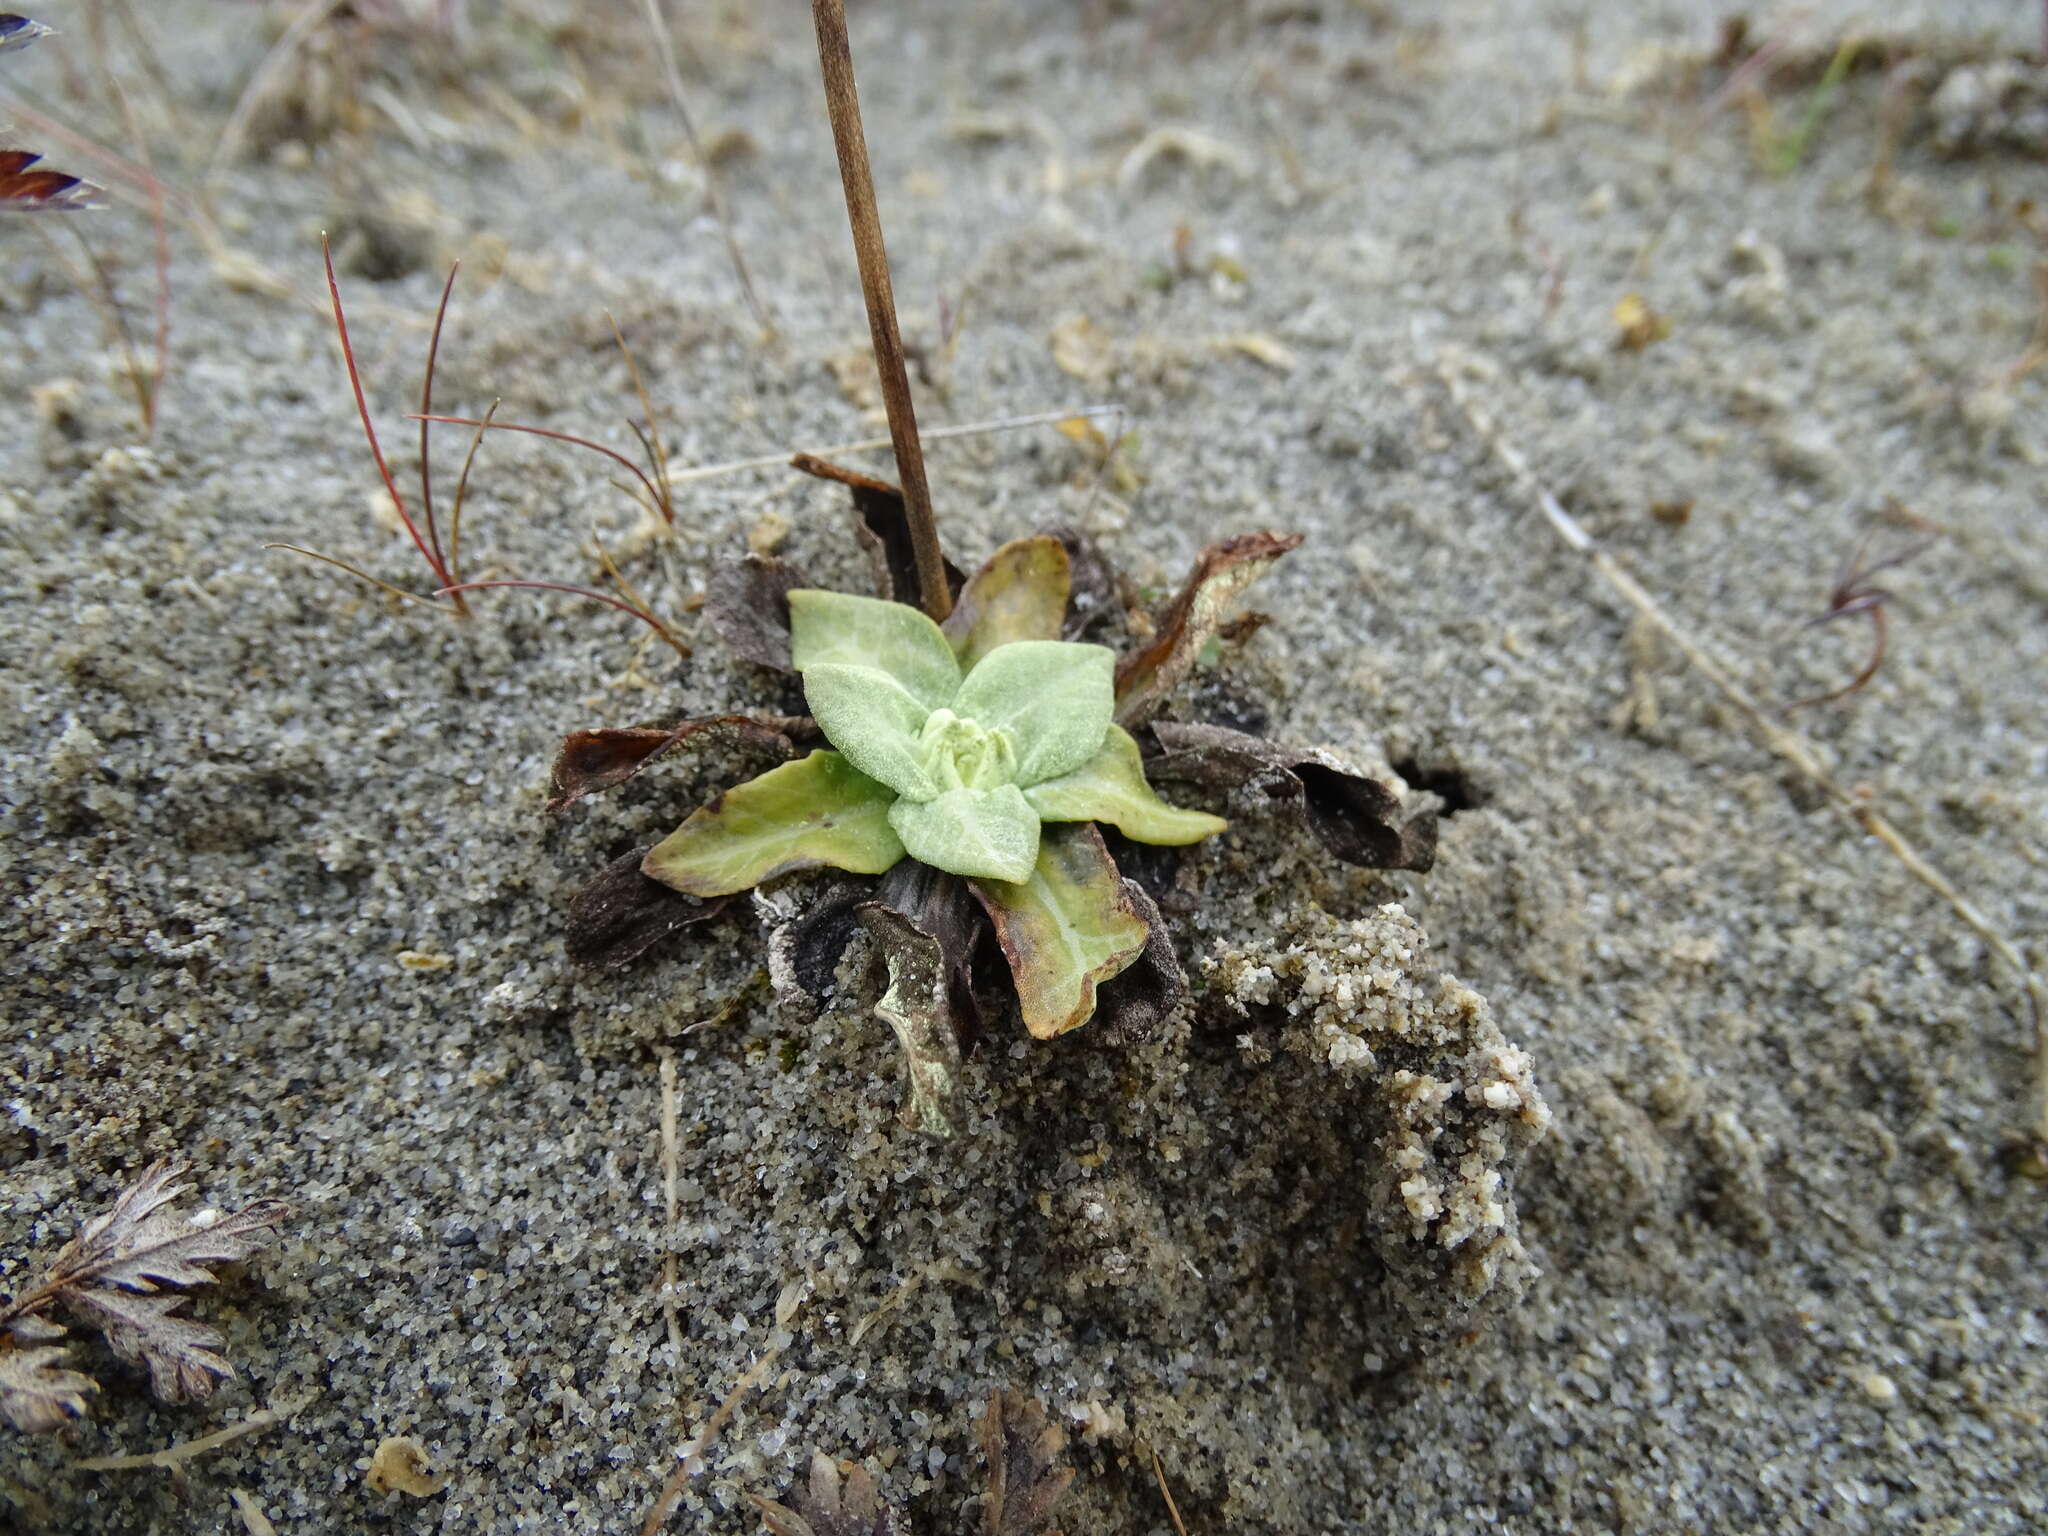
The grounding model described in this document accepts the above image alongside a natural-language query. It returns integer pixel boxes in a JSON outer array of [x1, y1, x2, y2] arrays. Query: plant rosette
[[552, 475, 1438, 1136]]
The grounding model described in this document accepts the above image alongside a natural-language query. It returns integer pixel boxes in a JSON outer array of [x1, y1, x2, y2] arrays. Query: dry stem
[[809, 0, 950, 621]]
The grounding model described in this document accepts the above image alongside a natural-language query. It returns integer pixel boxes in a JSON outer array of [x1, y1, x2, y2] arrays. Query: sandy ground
[[4, 1, 2047, 1531]]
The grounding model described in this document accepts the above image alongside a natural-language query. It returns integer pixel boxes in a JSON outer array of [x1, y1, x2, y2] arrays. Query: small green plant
[[646, 587, 1222, 890]]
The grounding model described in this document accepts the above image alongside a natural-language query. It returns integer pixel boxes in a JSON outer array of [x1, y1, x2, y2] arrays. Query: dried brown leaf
[[1113, 531, 1302, 729], [1089, 878, 1188, 1044], [981, 1391, 1074, 1536], [48, 1161, 288, 1296], [705, 555, 814, 672], [0, 1345, 95, 1433], [755, 1449, 891, 1536], [1146, 722, 1437, 871], [566, 845, 734, 969], [790, 454, 963, 613], [60, 1289, 236, 1405], [0, 1158, 288, 1423], [548, 715, 807, 813]]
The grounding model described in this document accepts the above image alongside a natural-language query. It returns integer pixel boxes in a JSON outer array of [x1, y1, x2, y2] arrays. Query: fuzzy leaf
[[971, 823, 1149, 1039], [1023, 724, 1226, 845], [61, 1288, 235, 1405], [952, 641, 1115, 787], [644, 751, 905, 898], [858, 863, 975, 1138], [943, 537, 1071, 671], [789, 590, 960, 713], [799, 664, 938, 801], [1113, 531, 1302, 728], [889, 785, 1039, 885], [0, 1346, 95, 1433]]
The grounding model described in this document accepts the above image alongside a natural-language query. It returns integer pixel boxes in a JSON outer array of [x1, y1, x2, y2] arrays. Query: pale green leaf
[[801, 663, 938, 801], [788, 589, 960, 712], [888, 784, 1040, 883], [951, 640, 1114, 787], [942, 536, 1071, 671], [642, 750, 904, 897], [1023, 725, 1228, 845], [970, 823, 1150, 1039]]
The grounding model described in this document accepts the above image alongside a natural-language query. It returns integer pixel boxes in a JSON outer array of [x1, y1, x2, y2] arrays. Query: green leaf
[[951, 640, 1114, 787], [1024, 725, 1228, 845], [788, 589, 960, 712], [801, 663, 939, 800], [942, 536, 1071, 671], [970, 823, 1150, 1039], [888, 785, 1040, 883], [642, 750, 904, 897]]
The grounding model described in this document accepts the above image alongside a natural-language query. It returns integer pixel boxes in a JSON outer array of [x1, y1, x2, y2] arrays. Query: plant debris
[[0, 1159, 289, 1434]]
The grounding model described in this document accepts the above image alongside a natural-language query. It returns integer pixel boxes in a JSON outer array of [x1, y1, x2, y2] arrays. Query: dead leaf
[[1220, 333, 1297, 373], [1113, 531, 1303, 729], [547, 715, 807, 813], [0, 1160, 290, 1418], [790, 454, 963, 613], [971, 823, 1149, 1040], [1049, 315, 1113, 385], [858, 862, 978, 1137], [756, 1449, 892, 1536], [981, 1391, 1074, 1536], [758, 875, 875, 1018], [1613, 292, 1672, 351], [943, 536, 1071, 670], [1146, 721, 1437, 871], [704, 555, 813, 673], [0, 1346, 95, 1434], [565, 846, 734, 969]]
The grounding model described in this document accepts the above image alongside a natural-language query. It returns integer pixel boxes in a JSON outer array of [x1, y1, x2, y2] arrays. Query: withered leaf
[[566, 845, 732, 969], [1147, 722, 1437, 872], [0, 1345, 96, 1434], [1113, 530, 1302, 729], [48, 1161, 289, 1297], [2, 1158, 290, 1419], [943, 536, 1071, 670], [791, 454, 964, 612], [548, 715, 807, 813], [758, 875, 874, 1018], [971, 823, 1150, 1040], [1090, 878, 1189, 1044], [858, 861, 979, 1138], [1044, 524, 1128, 645], [61, 1288, 236, 1405], [705, 555, 813, 672], [755, 1449, 892, 1536], [981, 1391, 1074, 1536]]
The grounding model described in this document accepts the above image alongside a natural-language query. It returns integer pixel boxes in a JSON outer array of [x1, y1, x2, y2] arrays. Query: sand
[[3, 1, 2046, 1531]]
